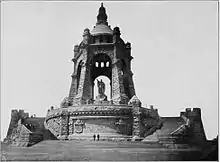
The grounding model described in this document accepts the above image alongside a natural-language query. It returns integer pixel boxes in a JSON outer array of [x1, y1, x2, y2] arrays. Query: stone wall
[[45, 117, 61, 137], [6, 110, 29, 140], [45, 105, 133, 139], [4, 110, 53, 147], [178, 108, 207, 144], [6, 119, 43, 147], [70, 117, 132, 135]]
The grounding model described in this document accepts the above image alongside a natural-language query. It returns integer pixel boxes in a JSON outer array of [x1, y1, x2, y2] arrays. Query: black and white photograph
[[1, 1, 218, 161]]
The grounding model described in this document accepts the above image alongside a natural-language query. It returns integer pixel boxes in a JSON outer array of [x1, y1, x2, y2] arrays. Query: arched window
[[95, 62, 99, 67], [76, 61, 83, 92], [90, 53, 112, 100], [106, 61, 109, 67]]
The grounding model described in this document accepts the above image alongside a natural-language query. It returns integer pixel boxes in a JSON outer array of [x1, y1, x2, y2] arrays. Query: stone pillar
[[187, 108, 207, 143], [112, 26, 129, 104], [6, 110, 20, 139], [73, 61, 91, 104], [132, 108, 142, 137], [127, 70, 136, 98], [111, 60, 129, 104], [69, 74, 78, 104], [128, 96, 143, 141], [69, 44, 80, 104], [59, 111, 69, 140], [81, 63, 93, 101], [68, 116, 75, 135]]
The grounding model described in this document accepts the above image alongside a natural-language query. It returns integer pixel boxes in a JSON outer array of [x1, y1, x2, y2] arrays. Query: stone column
[[81, 63, 93, 101], [132, 108, 141, 137], [59, 111, 69, 140], [127, 70, 136, 98], [73, 61, 87, 104], [73, 59, 93, 105], [68, 74, 78, 104], [128, 96, 143, 141], [68, 116, 75, 135], [187, 108, 207, 144], [111, 60, 129, 104]]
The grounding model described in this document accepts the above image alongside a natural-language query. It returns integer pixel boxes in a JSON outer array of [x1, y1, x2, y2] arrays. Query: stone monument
[[44, 3, 163, 140], [4, 3, 208, 147]]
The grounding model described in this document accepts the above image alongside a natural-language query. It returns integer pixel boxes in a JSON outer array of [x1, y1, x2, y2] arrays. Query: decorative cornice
[[94, 48, 109, 55], [45, 106, 132, 122]]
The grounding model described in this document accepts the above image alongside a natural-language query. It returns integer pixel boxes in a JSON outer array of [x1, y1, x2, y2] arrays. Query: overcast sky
[[1, 1, 218, 140]]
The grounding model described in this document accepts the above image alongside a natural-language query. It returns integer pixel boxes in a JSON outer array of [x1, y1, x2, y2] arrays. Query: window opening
[[101, 62, 104, 68], [95, 62, 99, 67]]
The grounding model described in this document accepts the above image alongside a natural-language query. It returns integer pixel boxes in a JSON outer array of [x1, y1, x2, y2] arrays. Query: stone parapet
[[46, 104, 132, 119], [171, 107, 207, 145], [45, 105, 133, 140]]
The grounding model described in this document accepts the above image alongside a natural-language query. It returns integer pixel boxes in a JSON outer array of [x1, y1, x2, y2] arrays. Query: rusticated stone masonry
[[59, 110, 69, 139], [132, 108, 142, 137], [111, 60, 129, 104], [128, 96, 142, 138]]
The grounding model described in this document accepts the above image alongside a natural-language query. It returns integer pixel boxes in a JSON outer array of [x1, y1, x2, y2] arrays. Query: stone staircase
[[8, 118, 54, 147], [142, 116, 194, 149]]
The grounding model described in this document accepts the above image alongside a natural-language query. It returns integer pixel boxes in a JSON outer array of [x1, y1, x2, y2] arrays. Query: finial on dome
[[97, 3, 108, 25]]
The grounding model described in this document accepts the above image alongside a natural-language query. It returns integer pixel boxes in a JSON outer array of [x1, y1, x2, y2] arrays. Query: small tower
[[68, 3, 136, 105]]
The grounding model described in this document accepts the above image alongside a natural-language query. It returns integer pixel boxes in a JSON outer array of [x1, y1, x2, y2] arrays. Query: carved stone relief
[[74, 119, 85, 134]]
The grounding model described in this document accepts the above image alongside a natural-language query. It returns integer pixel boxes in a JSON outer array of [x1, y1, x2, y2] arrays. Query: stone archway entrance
[[90, 53, 112, 100]]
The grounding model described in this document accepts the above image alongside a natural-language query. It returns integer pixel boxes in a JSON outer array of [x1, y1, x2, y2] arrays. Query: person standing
[[97, 134, 100, 141], [93, 134, 96, 141]]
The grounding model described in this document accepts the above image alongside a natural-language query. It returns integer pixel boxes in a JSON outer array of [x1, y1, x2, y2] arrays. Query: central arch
[[90, 53, 112, 100]]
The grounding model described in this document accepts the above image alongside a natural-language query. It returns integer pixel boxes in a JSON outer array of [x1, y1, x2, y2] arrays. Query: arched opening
[[93, 76, 111, 100], [90, 53, 112, 100], [76, 61, 83, 94]]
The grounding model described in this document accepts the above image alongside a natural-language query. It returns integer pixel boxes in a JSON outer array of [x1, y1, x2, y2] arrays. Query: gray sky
[[1, 1, 218, 140]]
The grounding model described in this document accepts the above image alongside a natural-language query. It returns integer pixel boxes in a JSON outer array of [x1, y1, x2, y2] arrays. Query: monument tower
[[44, 3, 162, 140], [68, 3, 136, 105], [5, 3, 207, 147]]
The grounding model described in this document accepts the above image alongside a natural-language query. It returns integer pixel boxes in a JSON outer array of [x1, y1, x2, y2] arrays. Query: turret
[[73, 45, 79, 57], [180, 107, 206, 143], [183, 108, 202, 121], [82, 28, 90, 45], [6, 109, 29, 139], [113, 27, 121, 43]]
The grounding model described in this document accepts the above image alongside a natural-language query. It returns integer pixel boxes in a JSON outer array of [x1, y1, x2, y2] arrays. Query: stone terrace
[[1, 140, 203, 161]]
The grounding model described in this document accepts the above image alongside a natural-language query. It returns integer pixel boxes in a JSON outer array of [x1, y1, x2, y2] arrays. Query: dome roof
[[90, 3, 113, 36], [91, 24, 113, 36]]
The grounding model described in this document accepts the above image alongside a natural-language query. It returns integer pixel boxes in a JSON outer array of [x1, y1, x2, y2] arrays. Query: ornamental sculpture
[[74, 119, 84, 134], [96, 79, 107, 101]]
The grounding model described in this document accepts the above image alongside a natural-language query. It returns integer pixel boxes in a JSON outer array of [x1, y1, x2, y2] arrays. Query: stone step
[[62, 133, 132, 141]]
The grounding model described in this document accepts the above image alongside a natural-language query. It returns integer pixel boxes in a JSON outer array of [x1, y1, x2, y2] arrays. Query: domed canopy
[[90, 3, 113, 36], [91, 24, 113, 36]]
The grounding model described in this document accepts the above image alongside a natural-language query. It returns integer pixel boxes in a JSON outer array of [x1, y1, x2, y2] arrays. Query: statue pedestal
[[96, 94, 107, 101], [93, 100, 110, 105]]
